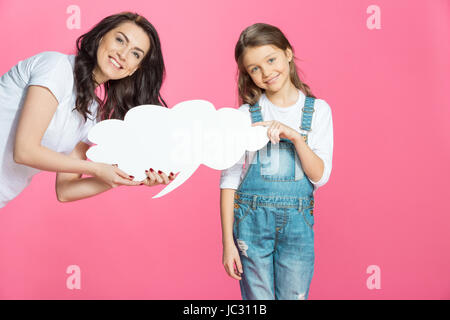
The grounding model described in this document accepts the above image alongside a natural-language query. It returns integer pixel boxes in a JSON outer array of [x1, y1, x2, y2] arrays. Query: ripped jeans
[[233, 195, 315, 300]]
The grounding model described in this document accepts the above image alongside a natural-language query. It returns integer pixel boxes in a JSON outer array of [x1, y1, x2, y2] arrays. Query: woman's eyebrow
[[117, 31, 145, 54]]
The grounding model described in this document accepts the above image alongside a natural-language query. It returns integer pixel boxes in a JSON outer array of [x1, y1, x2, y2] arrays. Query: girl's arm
[[253, 120, 324, 183], [220, 188, 243, 280], [291, 136, 324, 183], [14, 85, 139, 187]]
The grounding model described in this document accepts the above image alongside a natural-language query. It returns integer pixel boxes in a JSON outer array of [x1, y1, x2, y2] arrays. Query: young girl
[[220, 23, 333, 300], [0, 12, 173, 208]]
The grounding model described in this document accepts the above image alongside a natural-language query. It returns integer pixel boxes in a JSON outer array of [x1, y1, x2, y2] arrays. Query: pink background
[[0, 0, 449, 299]]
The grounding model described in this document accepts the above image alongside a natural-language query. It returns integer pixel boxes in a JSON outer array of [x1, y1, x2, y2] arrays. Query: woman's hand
[[223, 242, 243, 280], [140, 168, 176, 186], [252, 120, 301, 144], [93, 163, 141, 188]]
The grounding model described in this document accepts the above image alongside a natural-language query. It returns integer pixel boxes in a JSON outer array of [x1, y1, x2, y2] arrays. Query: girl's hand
[[252, 120, 301, 144], [223, 242, 243, 280], [93, 163, 141, 188], [140, 169, 176, 186]]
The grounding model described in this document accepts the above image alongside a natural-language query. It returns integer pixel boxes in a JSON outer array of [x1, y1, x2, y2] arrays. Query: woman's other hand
[[93, 163, 141, 188], [140, 169, 176, 186]]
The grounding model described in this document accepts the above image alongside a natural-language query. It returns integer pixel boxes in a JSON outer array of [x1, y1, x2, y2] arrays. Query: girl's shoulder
[[237, 103, 251, 113], [311, 97, 332, 118], [310, 98, 333, 127]]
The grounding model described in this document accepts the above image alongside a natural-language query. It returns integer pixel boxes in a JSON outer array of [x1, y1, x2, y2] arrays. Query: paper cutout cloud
[[86, 100, 269, 198]]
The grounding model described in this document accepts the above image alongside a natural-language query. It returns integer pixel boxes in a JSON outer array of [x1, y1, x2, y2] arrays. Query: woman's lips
[[108, 56, 123, 69]]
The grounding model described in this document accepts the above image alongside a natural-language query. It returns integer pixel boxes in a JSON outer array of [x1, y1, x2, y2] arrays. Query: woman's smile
[[108, 56, 123, 69]]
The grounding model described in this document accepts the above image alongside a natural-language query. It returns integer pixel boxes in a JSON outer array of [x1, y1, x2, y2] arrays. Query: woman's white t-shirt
[[0, 51, 98, 208]]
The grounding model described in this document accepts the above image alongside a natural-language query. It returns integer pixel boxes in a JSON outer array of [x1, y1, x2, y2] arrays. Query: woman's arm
[[220, 188, 243, 280], [55, 142, 112, 202], [14, 85, 139, 187], [56, 142, 178, 202]]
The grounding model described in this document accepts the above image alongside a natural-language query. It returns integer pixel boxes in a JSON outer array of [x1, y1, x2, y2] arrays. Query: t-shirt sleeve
[[27, 51, 74, 104], [219, 104, 251, 189], [307, 99, 334, 189]]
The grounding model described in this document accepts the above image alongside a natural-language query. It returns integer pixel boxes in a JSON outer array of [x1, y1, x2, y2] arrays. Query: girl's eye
[[268, 58, 275, 63], [250, 67, 258, 73]]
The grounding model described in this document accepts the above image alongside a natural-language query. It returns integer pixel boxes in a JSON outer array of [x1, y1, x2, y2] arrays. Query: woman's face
[[242, 44, 293, 94], [94, 21, 151, 84]]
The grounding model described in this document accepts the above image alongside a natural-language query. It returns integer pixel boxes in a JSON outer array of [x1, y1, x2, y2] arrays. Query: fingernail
[[150, 168, 154, 172], [145, 170, 148, 173], [129, 175, 134, 179], [158, 170, 162, 174], [139, 182, 144, 185], [170, 172, 174, 176]]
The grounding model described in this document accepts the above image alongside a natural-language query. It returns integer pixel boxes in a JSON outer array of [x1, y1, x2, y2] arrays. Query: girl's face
[[242, 44, 293, 94], [94, 21, 151, 84]]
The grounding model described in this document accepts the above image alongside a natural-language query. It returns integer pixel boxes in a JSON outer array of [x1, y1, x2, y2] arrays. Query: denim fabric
[[233, 99, 316, 300]]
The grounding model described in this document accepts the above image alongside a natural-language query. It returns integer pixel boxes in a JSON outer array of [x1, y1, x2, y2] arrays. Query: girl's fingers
[[251, 121, 271, 127], [225, 262, 241, 280], [235, 258, 243, 275]]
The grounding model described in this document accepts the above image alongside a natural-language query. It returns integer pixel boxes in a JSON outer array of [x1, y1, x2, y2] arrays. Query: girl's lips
[[265, 74, 280, 84]]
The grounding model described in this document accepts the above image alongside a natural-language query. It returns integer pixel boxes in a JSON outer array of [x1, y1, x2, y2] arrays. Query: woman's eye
[[116, 37, 124, 43], [133, 52, 140, 59]]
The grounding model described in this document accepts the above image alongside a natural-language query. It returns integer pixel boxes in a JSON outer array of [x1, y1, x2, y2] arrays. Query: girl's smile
[[242, 44, 292, 94]]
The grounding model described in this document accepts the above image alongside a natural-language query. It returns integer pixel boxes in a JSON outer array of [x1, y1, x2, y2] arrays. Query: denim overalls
[[233, 97, 316, 300]]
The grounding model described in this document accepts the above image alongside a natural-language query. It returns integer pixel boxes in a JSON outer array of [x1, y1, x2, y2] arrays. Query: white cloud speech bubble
[[86, 100, 269, 198]]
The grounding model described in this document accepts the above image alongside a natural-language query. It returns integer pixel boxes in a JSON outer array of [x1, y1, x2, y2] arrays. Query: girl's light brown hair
[[235, 23, 315, 106]]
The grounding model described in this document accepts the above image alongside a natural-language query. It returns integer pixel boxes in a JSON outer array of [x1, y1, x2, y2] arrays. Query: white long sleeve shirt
[[219, 90, 333, 193]]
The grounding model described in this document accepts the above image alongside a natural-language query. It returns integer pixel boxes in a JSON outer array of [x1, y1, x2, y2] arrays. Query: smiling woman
[[0, 12, 174, 208]]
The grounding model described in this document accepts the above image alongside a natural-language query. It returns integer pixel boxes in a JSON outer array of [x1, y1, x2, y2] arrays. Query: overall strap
[[249, 103, 263, 123], [300, 97, 316, 143]]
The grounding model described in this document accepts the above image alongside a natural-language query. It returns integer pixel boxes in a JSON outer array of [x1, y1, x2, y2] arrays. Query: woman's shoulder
[[28, 51, 75, 73]]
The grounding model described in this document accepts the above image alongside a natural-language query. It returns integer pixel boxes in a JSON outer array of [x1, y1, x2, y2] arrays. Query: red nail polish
[[140, 182, 144, 185], [145, 170, 148, 173], [129, 175, 134, 179], [158, 170, 162, 174], [170, 172, 174, 176], [150, 168, 154, 172]]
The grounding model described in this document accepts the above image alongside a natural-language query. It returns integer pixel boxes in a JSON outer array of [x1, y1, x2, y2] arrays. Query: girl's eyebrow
[[117, 31, 145, 54], [246, 52, 277, 68]]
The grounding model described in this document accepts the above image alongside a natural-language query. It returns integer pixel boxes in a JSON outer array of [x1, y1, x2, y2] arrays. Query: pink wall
[[0, 0, 449, 299]]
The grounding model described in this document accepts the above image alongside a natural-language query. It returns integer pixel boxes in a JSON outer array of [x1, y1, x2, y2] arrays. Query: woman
[[0, 12, 173, 208]]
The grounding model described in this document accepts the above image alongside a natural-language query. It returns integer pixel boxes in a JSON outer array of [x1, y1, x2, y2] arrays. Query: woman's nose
[[117, 49, 127, 62]]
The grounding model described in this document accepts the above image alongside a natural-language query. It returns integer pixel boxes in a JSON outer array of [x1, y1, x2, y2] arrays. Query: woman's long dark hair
[[235, 23, 315, 106], [74, 12, 167, 121]]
